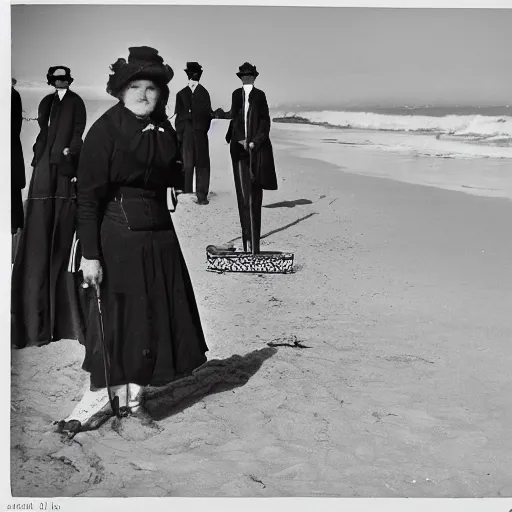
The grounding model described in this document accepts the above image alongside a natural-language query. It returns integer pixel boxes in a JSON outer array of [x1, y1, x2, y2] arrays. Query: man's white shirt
[[48, 88, 67, 126], [56, 88, 67, 100], [242, 84, 253, 139]]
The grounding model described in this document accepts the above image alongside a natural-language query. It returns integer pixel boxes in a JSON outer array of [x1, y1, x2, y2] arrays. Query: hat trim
[[107, 62, 174, 98]]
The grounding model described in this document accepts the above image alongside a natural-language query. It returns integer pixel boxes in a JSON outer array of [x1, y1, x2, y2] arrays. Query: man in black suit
[[174, 62, 213, 205], [215, 62, 278, 253]]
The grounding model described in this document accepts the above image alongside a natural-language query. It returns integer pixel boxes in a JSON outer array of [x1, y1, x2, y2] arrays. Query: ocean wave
[[272, 110, 512, 142]]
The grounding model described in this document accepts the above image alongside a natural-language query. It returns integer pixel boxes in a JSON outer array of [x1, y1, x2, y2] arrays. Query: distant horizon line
[[274, 103, 512, 109], [13, 81, 510, 110]]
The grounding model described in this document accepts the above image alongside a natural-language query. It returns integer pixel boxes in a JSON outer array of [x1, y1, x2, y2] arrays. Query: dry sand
[[10, 119, 512, 498]]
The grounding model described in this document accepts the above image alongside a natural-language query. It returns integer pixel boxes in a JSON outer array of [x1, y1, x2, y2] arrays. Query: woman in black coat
[[215, 63, 277, 253], [58, 47, 208, 432], [11, 67, 87, 348], [11, 79, 26, 236]]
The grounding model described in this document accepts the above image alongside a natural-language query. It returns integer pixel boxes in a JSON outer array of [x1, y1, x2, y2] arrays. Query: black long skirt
[[11, 147, 83, 348], [82, 204, 208, 388], [11, 188, 24, 235]]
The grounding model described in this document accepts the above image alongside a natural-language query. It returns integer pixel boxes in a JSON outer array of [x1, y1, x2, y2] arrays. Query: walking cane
[[248, 147, 258, 255], [92, 282, 123, 419]]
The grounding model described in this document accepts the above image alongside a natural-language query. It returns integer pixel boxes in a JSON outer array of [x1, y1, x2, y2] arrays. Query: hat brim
[[107, 63, 174, 97]]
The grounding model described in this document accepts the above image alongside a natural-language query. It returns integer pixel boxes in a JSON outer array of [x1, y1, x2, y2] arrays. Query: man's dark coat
[[174, 84, 213, 134], [32, 89, 86, 177], [224, 87, 277, 191]]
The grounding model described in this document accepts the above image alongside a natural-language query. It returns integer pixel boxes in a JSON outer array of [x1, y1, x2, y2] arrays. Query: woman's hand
[[80, 257, 103, 289]]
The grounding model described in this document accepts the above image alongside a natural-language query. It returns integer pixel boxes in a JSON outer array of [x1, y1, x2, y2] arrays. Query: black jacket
[[222, 87, 277, 191], [32, 89, 86, 178], [174, 84, 213, 134], [77, 102, 183, 259]]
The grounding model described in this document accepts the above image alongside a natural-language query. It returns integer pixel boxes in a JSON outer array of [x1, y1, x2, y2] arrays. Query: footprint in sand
[[111, 413, 163, 442]]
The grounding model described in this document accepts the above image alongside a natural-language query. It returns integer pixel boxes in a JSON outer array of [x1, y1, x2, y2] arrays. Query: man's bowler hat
[[236, 62, 259, 78], [184, 62, 203, 77]]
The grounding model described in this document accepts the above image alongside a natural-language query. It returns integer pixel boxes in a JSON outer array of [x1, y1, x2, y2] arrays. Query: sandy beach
[[10, 110, 512, 497]]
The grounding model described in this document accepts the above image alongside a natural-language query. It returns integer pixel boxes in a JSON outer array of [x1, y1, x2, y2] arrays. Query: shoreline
[[17, 96, 512, 202], [273, 117, 512, 147], [271, 123, 512, 201]]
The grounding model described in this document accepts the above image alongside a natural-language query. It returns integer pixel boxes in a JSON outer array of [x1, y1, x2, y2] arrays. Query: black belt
[[106, 187, 172, 232], [112, 186, 165, 201]]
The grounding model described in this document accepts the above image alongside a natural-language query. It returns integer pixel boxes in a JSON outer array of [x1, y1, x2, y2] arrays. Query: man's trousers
[[232, 155, 263, 253], [181, 128, 210, 202]]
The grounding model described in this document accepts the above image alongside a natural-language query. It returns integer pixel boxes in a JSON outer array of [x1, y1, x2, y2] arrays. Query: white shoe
[[127, 383, 144, 413], [63, 386, 119, 425]]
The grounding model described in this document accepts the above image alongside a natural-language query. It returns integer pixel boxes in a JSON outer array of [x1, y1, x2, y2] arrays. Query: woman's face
[[53, 79, 70, 89], [122, 79, 161, 118]]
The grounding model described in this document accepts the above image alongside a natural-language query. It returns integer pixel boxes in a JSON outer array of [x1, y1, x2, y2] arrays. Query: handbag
[[167, 187, 178, 212], [66, 233, 90, 345]]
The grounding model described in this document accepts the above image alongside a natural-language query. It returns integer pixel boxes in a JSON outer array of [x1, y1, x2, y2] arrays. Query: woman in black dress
[[11, 67, 87, 347], [59, 47, 208, 431]]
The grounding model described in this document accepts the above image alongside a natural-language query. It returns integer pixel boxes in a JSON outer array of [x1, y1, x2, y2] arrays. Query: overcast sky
[[11, 5, 512, 108]]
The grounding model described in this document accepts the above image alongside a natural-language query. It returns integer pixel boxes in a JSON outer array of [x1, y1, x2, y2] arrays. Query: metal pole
[[93, 283, 121, 418]]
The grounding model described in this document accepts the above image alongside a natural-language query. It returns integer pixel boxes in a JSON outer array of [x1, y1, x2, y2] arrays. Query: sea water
[[272, 105, 512, 148]]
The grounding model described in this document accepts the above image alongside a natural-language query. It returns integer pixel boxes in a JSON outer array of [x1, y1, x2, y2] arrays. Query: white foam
[[273, 110, 512, 143]]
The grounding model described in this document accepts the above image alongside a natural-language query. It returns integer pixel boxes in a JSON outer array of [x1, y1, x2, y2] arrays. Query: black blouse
[[77, 102, 183, 259]]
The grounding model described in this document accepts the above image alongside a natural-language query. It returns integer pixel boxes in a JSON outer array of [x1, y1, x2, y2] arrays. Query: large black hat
[[47, 66, 74, 86], [106, 46, 174, 98], [184, 61, 203, 78], [236, 62, 259, 78]]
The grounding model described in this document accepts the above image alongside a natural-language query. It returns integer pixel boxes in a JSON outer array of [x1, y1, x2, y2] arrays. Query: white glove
[[80, 257, 103, 289]]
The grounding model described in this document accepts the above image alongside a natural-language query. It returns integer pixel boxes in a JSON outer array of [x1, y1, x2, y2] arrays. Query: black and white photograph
[[3, 0, 512, 508]]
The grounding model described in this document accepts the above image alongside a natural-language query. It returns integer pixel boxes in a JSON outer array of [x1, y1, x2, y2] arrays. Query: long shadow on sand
[[263, 198, 313, 209], [228, 213, 317, 244], [260, 213, 317, 240], [144, 347, 277, 421]]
